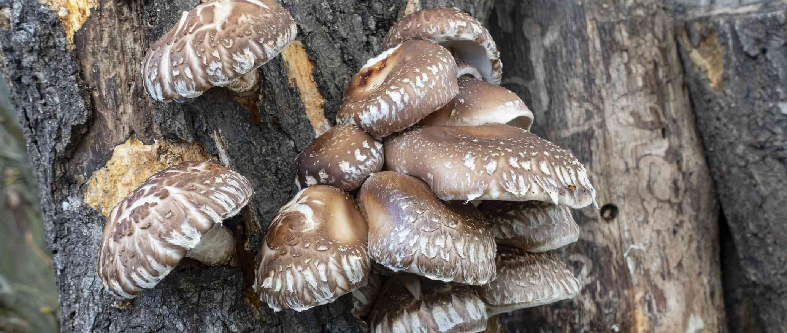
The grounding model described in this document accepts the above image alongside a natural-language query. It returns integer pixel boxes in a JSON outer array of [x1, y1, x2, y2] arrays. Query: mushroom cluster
[[99, 3, 598, 332], [263, 7, 597, 332]]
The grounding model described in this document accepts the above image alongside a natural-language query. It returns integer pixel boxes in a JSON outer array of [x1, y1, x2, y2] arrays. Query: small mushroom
[[455, 61, 483, 80], [385, 124, 597, 208], [143, 0, 297, 102], [98, 161, 254, 299], [358, 171, 496, 285], [254, 185, 370, 312], [352, 273, 382, 318], [337, 40, 459, 138], [479, 201, 580, 253], [476, 247, 581, 316], [295, 124, 384, 192], [368, 275, 488, 333], [382, 8, 502, 85], [421, 76, 534, 130]]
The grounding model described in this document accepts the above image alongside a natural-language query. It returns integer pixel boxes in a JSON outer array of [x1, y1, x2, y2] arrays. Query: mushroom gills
[[184, 223, 235, 265], [444, 40, 493, 84]]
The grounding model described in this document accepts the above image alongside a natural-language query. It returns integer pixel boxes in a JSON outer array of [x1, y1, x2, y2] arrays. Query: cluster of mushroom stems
[[97, 1, 598, 332]]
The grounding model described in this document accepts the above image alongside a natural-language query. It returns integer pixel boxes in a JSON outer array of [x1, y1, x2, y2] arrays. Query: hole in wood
[[600, 204, 619, 221]]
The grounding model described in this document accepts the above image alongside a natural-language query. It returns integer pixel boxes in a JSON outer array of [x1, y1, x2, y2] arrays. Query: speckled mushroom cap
[[98, 161, 254, 299], [254, 185, 370, 312], [352, 273, 382, 318], [455, 61, 482, 80], [385, 124, 597, 208], [479, 201, 579, 253], [358, 171, 496, 285], [368, 275, 488, 333], [382, 8, 502, 85], [143, 0, 297, 102], [421, 76, 534, 131], [336, 40, 459, 138], [476, 247, 581, 316], [295, 124, 384, 192]]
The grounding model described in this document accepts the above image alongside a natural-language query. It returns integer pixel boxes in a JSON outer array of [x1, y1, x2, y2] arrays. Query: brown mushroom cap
[[295, 124, 384, 192], [455, 61, 482, 80], [358, 171, 496, 285], [384, 124, 597, 208], [143, 0, 297, 102], [479, 201, 580, 253], [254, 185, 370, 312], [98, 161, 254, 299], [337, 40, 459, 138], [476, 247, 581, 316], [369, 275, 488, 333], [382, 8, 502, 85], [420, 76, 534, 130], [352, 273, 382, 318]]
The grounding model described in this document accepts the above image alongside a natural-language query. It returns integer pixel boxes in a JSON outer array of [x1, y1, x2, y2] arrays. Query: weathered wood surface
[[489, 0, 726, 332], [0, 0, 492, 332], [674, 1, 787, 332]]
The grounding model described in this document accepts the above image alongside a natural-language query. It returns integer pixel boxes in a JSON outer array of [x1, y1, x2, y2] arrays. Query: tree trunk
[[488, 1, 727, 332], [674, 1, 787, 332], [0, 0, 731, 332]]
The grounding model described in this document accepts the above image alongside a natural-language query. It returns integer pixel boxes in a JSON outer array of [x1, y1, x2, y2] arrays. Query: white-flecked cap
[[382, 8, 502, 85], [254, 185, 370, 312], [421, 76, 534, 130], [142, 0, 297, 102], [97, 161, 253, 299], [384, 124, 598, 208], [476, 247, 582, 316], [479, 201, 580, 253], [368, 275, 488, 333], [358, 172, 496, 285], [337, 40, 459, 138], [295, 124, 384, 192]]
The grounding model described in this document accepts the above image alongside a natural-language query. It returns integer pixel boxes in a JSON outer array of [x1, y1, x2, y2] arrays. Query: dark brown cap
[[369, 275, 488, 333], [98, 161, 253, 298], [476, 247, 581, 316], [382, 8, 502, 85], [143, 0, 297, 102], [384, 124, 597, 208], [254, 185, 370, 311], [295, 124, 384, 192], [421, 76, 534, 130], [337, 40, 459, 138], [479, 201, 579, 253], [358, 171, 496, 285], [352, 273, 382, 318]]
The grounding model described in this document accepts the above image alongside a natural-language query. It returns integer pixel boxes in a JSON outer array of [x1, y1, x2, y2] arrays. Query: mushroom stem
[[227, 71, 260, 95], [186, 224, 235, 265]]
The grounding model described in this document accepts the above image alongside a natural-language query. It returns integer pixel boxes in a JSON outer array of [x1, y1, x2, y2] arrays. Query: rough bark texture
[[488, 0, 726, 332], [0, 0, 492, 332], [674, 1, 787, 332]]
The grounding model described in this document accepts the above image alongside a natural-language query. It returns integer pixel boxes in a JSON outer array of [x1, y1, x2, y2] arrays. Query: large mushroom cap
[[143, 0, 297, 102], [295, 124, 384, 192], [421, 76, 534, 131], [98, 161, 254, 299], [255, 185, 370, 312], [358, 171, 496, 285], [369, 275, 488, 333], [337, 40, 459, 138], [476, 247, 581, 316], [384, 124, 598, 208], [382, 8, 502, 85], [479, 201, 580, 253]]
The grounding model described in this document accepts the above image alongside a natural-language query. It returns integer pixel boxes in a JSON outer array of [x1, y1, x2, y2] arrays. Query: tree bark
[[488, 1, 727, 332], [673, 1, 787, 332]]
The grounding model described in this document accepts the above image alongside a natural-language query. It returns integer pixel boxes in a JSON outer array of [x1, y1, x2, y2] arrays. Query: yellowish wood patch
[[38, 0, 98, 50], [685, 31, 724, 90], [281, 40, 331, 137], [83, 136, 212, 217]]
